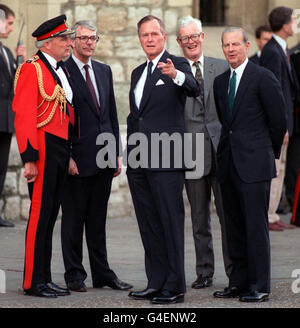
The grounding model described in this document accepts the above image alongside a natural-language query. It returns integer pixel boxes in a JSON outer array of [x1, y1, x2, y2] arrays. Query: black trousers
[[220, 159, 271, 293], [23, 132, 69, 290], [0, 132, 12, 201], [61, 169, 116, 286], [127, 168, 186, 293]]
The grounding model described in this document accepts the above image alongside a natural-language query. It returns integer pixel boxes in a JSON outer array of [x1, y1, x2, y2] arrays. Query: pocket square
[[155, 79, 165, 86]]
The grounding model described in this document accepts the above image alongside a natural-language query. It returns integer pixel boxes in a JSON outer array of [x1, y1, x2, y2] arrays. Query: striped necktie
[[193, 61, 204, 104]]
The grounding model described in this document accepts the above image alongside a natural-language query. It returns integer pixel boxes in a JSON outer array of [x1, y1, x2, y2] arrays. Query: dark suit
[[260, 37, 297, 135], [0, 45, 16, 211], [184, 57, 232, 280], [285, 49, 300, 207], [126, 50, 199, 293], [61, 56, 120, 286], [260, 37, 299, 213], [214, 60, 286, 292], [249, 53, 259, 65]]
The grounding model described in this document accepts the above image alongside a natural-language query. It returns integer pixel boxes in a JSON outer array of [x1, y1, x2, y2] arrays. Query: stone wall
[[1, 0, 194, 222], [61, 0, 195, 124]]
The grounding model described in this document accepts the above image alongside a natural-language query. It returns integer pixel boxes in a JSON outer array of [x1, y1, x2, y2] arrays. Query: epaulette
[[26, 55, 39, 63]]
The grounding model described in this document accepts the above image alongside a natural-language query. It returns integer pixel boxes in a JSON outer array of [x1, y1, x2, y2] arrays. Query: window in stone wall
[[200, 0, 225, 26]]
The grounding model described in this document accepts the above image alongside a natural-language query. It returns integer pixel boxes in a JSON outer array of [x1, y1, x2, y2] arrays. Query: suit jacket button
[[139, 117, 143, 121], [229, 130, 233, 134]]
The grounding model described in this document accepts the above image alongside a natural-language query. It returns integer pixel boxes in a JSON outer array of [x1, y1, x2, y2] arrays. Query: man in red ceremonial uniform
[[13, 15, 75, 298]]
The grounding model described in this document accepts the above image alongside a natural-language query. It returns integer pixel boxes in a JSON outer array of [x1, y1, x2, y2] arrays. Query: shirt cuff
[[173, 70, 185, 86]]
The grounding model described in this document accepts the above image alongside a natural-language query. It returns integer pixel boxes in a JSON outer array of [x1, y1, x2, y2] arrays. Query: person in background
[[0, 4, 26, 228], [249, 25, 272, 65], [260, 6, 299, 231]]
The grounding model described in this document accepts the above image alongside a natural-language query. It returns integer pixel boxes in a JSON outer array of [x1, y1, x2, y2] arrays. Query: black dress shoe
[[67, 280, 87, 292], [213, 286, 247, 298], [128, 288, 160, 300], [239, 291, 269, 303], [47, 282, 70, 296], [151, 290, 185, 305], [0, 217, 14, 227], [94, 278, 133, 291], [191, 276, 213, 289], [24, 283, 57, 298]]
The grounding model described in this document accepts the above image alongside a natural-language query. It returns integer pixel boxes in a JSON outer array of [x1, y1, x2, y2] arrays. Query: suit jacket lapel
[[67, 57, 99, 119], [231, 62, 255, 120], [37, 50, 63, 87], [130, 62, 146, 114], [220, 69, 230, 124], [92, 61, 105, 115], [203, 57, 214, 107], [139, 50, 169, 112]]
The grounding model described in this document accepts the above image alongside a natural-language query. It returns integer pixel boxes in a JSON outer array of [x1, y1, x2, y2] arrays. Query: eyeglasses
[[75, 35, 100, 43], [178, 33, 202, 44]]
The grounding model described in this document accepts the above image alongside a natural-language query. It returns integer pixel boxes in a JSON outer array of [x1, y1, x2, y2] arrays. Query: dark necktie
[[140, 61, 153, 106], [84, 64, 100, 113], [56, 61, 64, 70], [144, 61, 153, 87], [193, 61, 204, 104], [228, 70, 236, 118], [0, 41, 10, 75]]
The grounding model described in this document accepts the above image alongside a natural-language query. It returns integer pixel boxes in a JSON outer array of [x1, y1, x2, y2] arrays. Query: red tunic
[[13, 56, 70, 163]]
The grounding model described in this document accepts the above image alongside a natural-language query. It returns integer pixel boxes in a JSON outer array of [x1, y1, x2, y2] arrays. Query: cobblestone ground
[[0, 213, 299, 325]]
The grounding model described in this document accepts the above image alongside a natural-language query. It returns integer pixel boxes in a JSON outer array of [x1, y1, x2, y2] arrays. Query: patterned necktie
[[228, 70, 236, 118], [84, 64, 100, 114], [193, 61, 204, 104]]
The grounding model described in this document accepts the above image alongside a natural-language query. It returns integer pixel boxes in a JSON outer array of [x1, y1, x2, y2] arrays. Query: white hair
[[72, 20, 97, 39], [35, 37, 53, 49], [176, 16, 202, 36], [221, 27, 249, 44]]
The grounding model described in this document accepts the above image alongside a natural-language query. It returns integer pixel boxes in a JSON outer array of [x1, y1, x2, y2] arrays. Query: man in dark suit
[[260, 6, 298, 230], [127, 15, 199, 305], [213, 27, 286, 302], [0, 4, 26, 227], [176, 15, 232, 290], [61, 20, 132, 293], [249, 25, 272, 65]]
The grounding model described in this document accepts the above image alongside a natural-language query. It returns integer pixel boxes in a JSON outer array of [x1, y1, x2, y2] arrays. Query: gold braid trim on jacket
[[14, 55, 67, 128]]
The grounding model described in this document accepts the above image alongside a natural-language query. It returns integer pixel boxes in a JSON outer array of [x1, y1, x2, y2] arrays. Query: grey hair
[[72, 20, 97, 39], [221, 27, 249, 44], [176, 16, 202, 36], [35, 37, 54, 49]]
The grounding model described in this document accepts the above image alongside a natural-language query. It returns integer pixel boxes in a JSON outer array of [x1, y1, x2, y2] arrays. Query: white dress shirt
[[42, 51, 73, 104], [229, 57, 248, 94], [134, 49, 186, 109], [72, 54, 100, 107]]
